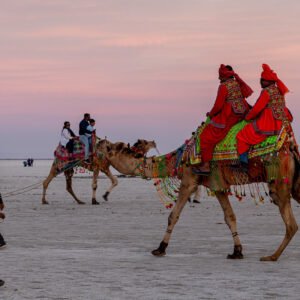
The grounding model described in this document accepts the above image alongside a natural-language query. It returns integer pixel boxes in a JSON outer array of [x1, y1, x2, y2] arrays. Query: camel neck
[[111, 155, 175, 179], [133, 157, 173, 179]]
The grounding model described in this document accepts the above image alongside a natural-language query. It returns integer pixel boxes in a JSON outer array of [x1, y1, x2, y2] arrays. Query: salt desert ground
[[1, 160, 300, 299]]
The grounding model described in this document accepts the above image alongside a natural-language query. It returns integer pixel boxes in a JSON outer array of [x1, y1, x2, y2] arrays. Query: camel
[[97, 137, 300, 261], [42, 139, 157, 205]]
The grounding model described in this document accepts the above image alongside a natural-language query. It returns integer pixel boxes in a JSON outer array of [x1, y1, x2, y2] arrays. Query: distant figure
[[79, 113, 93, 163], [25, 158, 34, 167], [0, 193, 6, 287], [60, 121, 77, 154]]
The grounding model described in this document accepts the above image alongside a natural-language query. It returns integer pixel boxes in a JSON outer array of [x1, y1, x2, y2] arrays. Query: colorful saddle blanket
[[189, 120, 288, 164], [54, 140, 85, 161]]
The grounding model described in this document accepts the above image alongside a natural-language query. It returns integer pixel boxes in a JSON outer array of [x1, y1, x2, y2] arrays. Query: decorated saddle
[[151, 119, 290, 182], [53, 136, 107, 173], [54, 140, 85, 161], [188, 120, 288, 165]]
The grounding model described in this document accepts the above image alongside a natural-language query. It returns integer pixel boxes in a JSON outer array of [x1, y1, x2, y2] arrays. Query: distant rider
[[79, 113, 93, 163], [60, 121, 77, 154]]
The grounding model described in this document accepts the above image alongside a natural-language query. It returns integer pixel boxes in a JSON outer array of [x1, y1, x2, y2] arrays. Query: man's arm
[[208, 84, 227, 117], [245, 90, 269, 121]]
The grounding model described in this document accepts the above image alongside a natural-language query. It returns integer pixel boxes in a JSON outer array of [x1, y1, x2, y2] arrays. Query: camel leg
[[42, 163, 57, 204], [101, 168, 118, 201], [152, 176, 198, 256], [260, 182, 298, 261], [91, 168, 100, 205], [193, 186, 201, 204], [64, 169, 85, 204], [215, 191, 243, 259]]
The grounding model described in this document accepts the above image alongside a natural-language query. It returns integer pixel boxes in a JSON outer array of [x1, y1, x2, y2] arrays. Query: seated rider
[[197, 64, 253, 174], [60, 121, 77, 154], [236, 64, 293, 166], [79, 113, 93, 162], [86, 118, 96, 147]]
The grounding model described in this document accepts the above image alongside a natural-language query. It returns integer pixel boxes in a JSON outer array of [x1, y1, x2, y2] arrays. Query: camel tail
[[291, 152, 300, 203]]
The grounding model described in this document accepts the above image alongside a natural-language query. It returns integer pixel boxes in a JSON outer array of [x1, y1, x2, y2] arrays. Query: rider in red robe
[[197, 65, 253, 174], [236, 64, 292, 164]]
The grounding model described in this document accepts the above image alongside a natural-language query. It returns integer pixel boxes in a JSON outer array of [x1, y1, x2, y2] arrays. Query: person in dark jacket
[[79, 113, 93, 162]]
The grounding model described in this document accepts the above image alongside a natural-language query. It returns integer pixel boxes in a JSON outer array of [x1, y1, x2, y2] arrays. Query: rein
[[2, 158, 85, 198]]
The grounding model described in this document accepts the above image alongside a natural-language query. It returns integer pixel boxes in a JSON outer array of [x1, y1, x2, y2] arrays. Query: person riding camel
[[236, 64, 293, 167], [60, 121, 77, 154], [79, 113, 94, 163], [85, 118, 96, 147], [196, 64, 253, 174]]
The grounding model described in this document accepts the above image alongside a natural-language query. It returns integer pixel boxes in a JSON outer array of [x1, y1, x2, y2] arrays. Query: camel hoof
[[151, 241, 168, 257], [260, 255, 277, 262], [227, 252, 244, 259], [193, 199, 200, 204], [227, 245, 243, 259], [77, 200, 85, 205], [92, 199, 99, 205], [102, 192, 109, 201], [151, 249, 166, 257], [42, 200, 49, 205]]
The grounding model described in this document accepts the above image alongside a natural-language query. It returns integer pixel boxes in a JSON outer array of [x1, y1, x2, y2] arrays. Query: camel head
[[130, 139, 157, 157]]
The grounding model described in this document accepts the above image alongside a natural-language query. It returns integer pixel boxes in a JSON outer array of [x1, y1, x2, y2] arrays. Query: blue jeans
[[79, 135, 89, 159]]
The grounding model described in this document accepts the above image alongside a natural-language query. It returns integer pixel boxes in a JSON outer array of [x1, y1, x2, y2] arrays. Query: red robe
[[200, 79, 250, 162], [237, 84, 293, 154]]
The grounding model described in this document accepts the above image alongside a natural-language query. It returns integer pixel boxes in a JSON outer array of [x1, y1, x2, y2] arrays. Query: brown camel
[[42, 139, 157, 205], [97, 138, 300, 261]]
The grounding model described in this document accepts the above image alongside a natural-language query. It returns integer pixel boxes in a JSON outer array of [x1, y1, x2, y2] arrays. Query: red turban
[[219, 64, 253, 98], [261, 64, 289, 95]]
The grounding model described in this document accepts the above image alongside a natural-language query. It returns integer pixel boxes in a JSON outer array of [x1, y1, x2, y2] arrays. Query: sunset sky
[[1, 0, 300, 158]]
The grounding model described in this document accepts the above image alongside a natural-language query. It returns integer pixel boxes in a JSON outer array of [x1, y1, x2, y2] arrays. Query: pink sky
[[1, 0, 300, 158]]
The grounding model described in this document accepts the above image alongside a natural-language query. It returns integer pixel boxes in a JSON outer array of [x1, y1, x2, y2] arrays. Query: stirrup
[[192, 167, 210, 176], [231, 162, 248, 173]]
